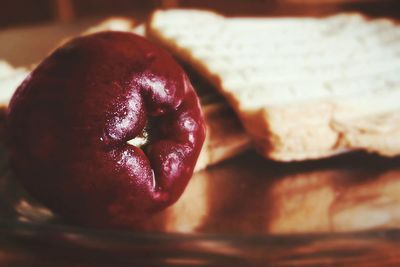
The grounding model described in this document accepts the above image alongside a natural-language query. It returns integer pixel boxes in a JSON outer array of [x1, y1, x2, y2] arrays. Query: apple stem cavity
[[127, 124, 149, 148]]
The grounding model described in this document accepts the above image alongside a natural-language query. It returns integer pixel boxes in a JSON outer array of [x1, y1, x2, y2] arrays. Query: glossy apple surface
[[6, 32, 205, 228]]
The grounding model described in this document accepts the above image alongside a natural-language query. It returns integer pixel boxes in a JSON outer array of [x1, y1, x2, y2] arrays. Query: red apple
[[6, 32, 206, 228]]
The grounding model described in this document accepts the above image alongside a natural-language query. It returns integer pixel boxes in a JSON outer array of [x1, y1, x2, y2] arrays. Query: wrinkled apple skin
[[6, 32, 205, 228]]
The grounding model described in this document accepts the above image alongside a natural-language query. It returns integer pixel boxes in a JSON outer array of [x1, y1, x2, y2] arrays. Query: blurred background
[[1, 0, 400, 30], [0, 0, 399, 67]]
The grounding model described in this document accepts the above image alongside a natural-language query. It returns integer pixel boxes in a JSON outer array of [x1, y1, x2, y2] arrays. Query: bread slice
[[83, 17, 137, 34], [148, 9, 400, 161], [0, 66, 29, 108], [0, 61, 18, 79], [195, 100, 251, 171]]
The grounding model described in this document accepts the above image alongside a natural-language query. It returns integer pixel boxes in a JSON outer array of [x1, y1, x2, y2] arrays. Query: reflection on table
[[10, 150, 400, 235]]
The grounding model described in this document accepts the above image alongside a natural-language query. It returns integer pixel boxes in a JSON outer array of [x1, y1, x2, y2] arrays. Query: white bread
[[0, 61, 17, 79], [83, 17, 137, 34], [195, 101, 251, 171], [148, 9, 400, 161], [83, 17, 147, 37], [0, 66, 29, 108]]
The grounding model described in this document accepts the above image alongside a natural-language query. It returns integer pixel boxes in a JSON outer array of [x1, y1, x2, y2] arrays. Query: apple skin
[[6, 32, 205, 228]]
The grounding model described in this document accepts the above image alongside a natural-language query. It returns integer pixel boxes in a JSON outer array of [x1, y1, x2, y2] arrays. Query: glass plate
[[1, 144, 400, 266]]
